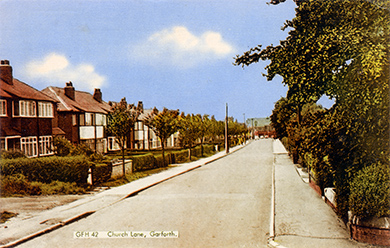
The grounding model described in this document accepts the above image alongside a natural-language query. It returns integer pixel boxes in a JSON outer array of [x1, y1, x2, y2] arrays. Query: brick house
[[108, 99, 179, 151], [42, 82, 112, 153], [0, 60, 57, 157]]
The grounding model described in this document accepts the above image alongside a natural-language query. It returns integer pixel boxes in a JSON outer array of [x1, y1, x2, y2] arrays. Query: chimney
[[93, 88, 102, 103], [137, 101, 144, 112], [64, 81, 75, 100], [0, 60, 13, 85]]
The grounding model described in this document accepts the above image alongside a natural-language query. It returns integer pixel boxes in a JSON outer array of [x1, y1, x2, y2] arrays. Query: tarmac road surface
[[18, 140, 273, 248]]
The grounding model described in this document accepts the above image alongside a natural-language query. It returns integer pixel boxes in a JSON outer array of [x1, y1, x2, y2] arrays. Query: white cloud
[[25, 53, 106, 91], [132, 26, 235, 68]]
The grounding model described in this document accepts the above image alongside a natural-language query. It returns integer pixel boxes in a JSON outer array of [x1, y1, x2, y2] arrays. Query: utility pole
[[225, 103, 229, 154], [243, 113, 246, 145]]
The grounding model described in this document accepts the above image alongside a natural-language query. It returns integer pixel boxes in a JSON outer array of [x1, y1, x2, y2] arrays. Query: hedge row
[[131, 145, 217, 172], [91, 162, 112, 184], [0, 156, 89, 185]]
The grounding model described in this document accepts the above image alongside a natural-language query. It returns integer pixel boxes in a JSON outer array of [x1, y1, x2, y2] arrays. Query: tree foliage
[[236, 0, 390, 218], [144, 107, 179, 166], [107, 98, 140, 176]]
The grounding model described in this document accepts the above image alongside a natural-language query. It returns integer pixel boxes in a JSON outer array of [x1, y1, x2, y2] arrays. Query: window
[[21, 136, 38, 157], [20, 100, 36, 117], [85, 113, 94, 126], [72, 114, 77, 126], [108, 137, 121, 151], [38, 102, 53, 117], [95, 113, 106, 126], [39, 136, 53, 156], [79, 114, 85, 126], [21, 136, 53, 157], [0, 100, 6, 116]]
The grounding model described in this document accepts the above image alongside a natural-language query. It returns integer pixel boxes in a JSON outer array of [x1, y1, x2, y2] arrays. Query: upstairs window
[[85, 113, 94, 126], [20, 100, 36, 117], [38, 102, 53, 117], [0, 100, 6, 116]]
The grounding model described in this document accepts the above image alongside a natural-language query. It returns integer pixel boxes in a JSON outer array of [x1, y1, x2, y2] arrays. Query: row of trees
[[107, 98, 248, 176], [236, 0, 389, 219]]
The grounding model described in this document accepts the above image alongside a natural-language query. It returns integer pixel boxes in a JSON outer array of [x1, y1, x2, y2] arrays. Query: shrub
[[0, 174, 41, 196], [71, 144, 94, 157], [92, 162, 112, 184], [172, 150, 189, 163], [53, 136, 74, 156], [32, 181, 86, 195], [349, 163, 390, 218], [1, 150, 27, 160], [0, 156, 89, 184], [131, 153, 156, 172]]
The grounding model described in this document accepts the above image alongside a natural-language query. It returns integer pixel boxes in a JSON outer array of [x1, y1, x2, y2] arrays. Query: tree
[[107, 98, 140, 177], [144, 107, 179, 166], [235, 0, 390, 218], [178, 113, 201, 160]]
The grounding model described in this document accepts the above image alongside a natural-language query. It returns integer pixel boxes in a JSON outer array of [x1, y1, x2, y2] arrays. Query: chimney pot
[[64, 81, 75, 100], [93, 88, 102, 103], [0, 60, 13, 85]]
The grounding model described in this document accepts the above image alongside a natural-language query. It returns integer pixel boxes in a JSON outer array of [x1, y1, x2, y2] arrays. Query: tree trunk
[[200, 138, 204, 157], [122, 147, 126, 177], [161, 140, 166, 167]]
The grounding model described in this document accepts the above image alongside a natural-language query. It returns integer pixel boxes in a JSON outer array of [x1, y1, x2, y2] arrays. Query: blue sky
[[1, 0, 300, 121]]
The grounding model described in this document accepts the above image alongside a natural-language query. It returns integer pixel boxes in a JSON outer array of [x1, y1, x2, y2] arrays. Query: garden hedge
[[91, 162, 112, 184], [349, 163, 390, 218], [0, 156, 89, 184]]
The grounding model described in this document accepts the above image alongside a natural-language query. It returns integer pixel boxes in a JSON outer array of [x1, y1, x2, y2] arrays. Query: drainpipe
[[36, 100, 40, 158]]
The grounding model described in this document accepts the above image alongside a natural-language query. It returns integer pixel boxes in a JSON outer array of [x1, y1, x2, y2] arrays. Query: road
[[19, 140, 273, 248]]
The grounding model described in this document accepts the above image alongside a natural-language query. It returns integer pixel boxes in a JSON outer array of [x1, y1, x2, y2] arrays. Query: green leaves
[[107, 98, 140, 149], [144, 107, 180, 147], [238, 0, 389, 218]]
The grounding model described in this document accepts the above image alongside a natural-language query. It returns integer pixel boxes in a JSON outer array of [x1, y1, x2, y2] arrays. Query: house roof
[[42, 86, 112, 114], [0, 78, 57, 102], [247, 117, 271, 127]]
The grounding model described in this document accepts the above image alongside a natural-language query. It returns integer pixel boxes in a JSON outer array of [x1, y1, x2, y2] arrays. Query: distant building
[[109, 99, 179, 150], [42, 82, 112, 153], [246, 117, 276, 138], [0, 60, 57, 157]]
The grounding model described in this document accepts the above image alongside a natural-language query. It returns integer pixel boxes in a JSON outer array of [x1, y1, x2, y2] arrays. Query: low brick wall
[[111, 160, 132, 178], [350, 223, 390, 246], [309, 180, 390, 246]]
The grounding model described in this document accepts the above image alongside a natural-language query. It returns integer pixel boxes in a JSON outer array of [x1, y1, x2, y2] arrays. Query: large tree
[[107, 98, 140, 176], [144, 107, 179, 166], [235, 0, 390, 218]]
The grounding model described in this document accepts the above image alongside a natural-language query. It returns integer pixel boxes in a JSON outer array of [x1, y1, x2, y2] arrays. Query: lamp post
[[225, 103, 229, 154]]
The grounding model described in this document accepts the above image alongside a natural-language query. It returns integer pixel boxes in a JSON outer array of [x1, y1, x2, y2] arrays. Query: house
[[0, 60, 57, 157], [108, 99, 179, 151], [247, 117, 276, 138], [134, 105, 179, 150], [42, 82, 111, 153]]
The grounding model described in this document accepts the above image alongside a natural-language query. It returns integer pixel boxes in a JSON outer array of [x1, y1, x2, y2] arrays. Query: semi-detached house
[[0, 60, 57, 157], [42, 82, 112, 154]]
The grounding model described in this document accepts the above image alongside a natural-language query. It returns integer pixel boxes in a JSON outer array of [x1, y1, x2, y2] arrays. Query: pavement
[[0, 140, 378, 248], [270, 140, 377, 248]]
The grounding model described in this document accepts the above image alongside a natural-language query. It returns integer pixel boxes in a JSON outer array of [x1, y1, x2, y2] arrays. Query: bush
[[172, 150, 189, 163], [0, 156, 89, 184], [71, 144, 94, 157], [131, 153, 156, 172], [92, 162, 112, 184], [1, 150, 27, 160], [349, 163, 390, 218], [0, 174, 41, 196], [53, 136, 74, 156], [31, 181, 86, 195]]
